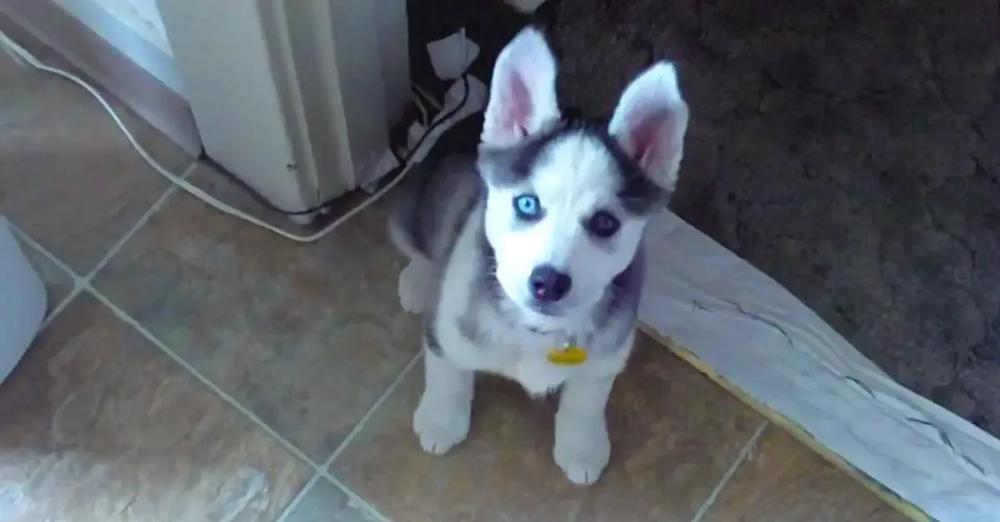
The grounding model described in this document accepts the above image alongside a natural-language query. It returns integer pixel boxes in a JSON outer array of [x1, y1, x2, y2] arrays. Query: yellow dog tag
[[546, 345, 588, 366]]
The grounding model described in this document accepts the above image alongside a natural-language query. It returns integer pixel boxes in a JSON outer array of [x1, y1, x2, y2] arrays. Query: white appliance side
[[326, 0, 410, 188], [53, 0, 183, 95], [275, 0, 355, 200], [157, 0, 311, 213], [0, 218, 46, 384], [374, 0, 411, 133], [260, 0, 412, 199], [77, 0, 171, 54]]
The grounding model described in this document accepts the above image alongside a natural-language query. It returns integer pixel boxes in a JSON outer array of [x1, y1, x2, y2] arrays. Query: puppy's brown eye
[[587, 210, 620, 238]]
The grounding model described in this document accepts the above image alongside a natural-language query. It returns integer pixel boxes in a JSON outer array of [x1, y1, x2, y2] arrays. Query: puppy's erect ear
[[609, 62, 689, 191], [481, 27, 560, 147]]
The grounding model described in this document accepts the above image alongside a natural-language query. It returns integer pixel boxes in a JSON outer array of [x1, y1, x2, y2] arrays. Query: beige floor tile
[[92, 168, 421, 461], [282, 478, 372, 522], [703, 427, 908, 522], [332, 333, 764, 522], [0, 48, 190, 273], [0, 293, 310, 521]]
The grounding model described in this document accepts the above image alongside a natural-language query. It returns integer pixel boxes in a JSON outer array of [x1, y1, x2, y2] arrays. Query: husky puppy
[[390, 27, 689, 485]]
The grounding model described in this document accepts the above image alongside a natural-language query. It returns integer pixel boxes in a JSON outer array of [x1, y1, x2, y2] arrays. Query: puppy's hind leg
[[389, 221, 435, 314]]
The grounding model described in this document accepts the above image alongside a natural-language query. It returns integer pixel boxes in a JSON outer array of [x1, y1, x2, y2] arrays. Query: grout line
[[89, 285, 391, 520], [277, 470, 390, 522], [40, 286, 83, 330], [275, 473, 322, 522], [7, 221, 85, 329], [84, 160, 199, 282], [12, 187, 392, 520], [7, 220, 83, 281], [286, 350, 423, 522], [324, 350, 423, 468], [8, 163, 392, 520], [327, 474, 392, 522], [88, 287, 319, 468], [690, 421, 770, 522]]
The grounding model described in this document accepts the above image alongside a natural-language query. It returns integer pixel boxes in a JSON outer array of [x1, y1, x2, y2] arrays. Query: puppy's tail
[[387, 159, 432, 263]]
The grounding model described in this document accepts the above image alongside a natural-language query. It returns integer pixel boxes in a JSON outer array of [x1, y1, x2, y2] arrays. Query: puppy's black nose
[[529, 265, 572, 302]]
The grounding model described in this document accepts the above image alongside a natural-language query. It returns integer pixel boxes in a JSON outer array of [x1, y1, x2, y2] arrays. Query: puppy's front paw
[[553, 416, 610, 485], [413, 396, 470, 455]]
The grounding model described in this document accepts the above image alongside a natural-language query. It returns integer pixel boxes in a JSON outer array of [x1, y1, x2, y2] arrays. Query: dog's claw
[[555, 446, 609, 485], [553, 415, 610, 485], [413, 397, 469, 456]]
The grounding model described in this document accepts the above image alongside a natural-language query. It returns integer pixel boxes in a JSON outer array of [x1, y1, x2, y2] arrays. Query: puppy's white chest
[[508, 354, 572, 395], [487, 339, 576, 395], [438, 315, 576, 394]]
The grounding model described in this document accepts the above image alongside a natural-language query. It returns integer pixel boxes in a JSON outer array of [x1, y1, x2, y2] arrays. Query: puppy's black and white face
[[477, 28, 689, 319], [478, 124, 663, 318]]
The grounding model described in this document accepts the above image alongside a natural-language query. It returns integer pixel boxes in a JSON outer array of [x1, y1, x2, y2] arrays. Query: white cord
[[411, 87, 430, 126], [0, 30, 453, 244], [412, 82, 443, 112]]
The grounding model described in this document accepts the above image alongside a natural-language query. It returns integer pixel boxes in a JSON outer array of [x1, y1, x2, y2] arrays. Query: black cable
[[411, 84, 443, 120], [198, 74, 471, 217]]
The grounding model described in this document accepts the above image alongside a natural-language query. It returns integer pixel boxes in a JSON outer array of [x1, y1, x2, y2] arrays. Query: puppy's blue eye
[[587, 210, 620, 238], [513, 194, 542, 220]]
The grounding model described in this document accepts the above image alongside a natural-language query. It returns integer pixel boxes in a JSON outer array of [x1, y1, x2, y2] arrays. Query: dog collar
[[546, 336, 588, 366]]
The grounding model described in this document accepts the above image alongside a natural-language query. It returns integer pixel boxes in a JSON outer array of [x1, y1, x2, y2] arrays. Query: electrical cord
[[283, 74, 469, 216], [412, 82, 443, 112], [198, 73, 469, 218], [0, 30, 471, 243]]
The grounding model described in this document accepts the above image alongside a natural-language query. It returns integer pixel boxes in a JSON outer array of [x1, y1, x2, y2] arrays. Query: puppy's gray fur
[[389, 27, 689, 485]]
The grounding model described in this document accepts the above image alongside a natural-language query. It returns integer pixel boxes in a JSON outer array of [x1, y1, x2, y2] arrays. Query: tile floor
[[0, 45, 908, 521]]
